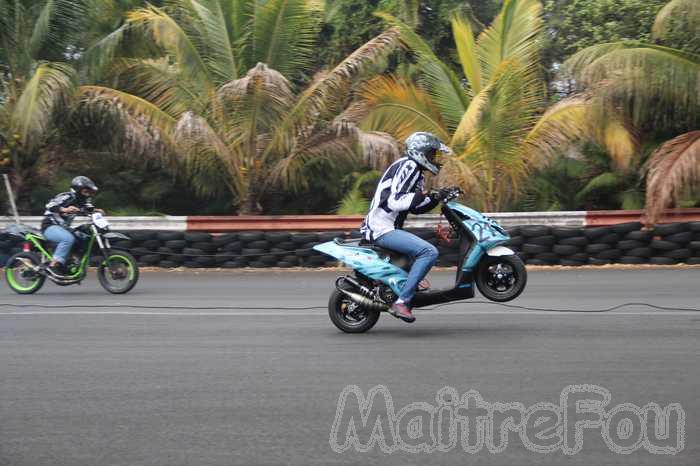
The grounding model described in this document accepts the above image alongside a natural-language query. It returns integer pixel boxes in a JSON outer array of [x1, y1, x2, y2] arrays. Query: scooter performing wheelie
[[4, 209, 139, 294], [314, 189, 527, 333]]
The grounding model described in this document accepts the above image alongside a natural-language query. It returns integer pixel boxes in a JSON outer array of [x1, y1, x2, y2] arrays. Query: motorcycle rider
[[41, 176, 103, 276], [360, 132, 454, 323]]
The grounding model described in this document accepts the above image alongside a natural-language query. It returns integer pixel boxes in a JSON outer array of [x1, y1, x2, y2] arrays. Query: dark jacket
[[41, 190, 94, 231]]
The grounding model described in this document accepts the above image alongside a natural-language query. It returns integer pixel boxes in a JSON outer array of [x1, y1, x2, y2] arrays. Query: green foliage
[[543, 0, 669, 63]]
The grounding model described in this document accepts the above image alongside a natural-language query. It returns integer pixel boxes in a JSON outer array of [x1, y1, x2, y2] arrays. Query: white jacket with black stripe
[[360, 157, 439, 241]]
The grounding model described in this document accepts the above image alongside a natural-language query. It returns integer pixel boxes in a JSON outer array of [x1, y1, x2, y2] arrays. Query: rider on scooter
[[360, 132, 454, 323], [41, 176, 103, 276]]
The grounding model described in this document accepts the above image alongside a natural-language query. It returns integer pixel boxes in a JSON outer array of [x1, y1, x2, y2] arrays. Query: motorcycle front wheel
[[98, 250, 139, 294], [5, 252, 46, 294], [328, 283, 380, 333], [475, 254, 527, 302]]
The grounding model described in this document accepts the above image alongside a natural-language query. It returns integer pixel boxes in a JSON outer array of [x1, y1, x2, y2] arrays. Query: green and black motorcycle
[[4, 210, 139, 294]]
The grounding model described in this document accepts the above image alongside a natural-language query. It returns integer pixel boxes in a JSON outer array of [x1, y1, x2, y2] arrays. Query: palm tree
[[556, 0, 699, 223], [0, 0, 88, 210], [81, 0, 400, 214], [343, 0, 633, 212]]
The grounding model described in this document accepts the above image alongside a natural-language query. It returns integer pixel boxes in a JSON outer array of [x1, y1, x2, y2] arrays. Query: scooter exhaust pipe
[[337, 288, 389, 312]]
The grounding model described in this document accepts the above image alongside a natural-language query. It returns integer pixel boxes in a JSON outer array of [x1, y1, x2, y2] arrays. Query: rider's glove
[[438, 186, 462, 202]]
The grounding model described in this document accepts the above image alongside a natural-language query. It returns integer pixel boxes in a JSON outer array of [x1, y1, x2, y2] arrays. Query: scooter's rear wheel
[[328, 287, 380, 333], [476, 255, 527, 302]]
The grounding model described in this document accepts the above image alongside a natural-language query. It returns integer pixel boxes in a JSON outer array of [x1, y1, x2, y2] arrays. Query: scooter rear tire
[[328, 287, 380, 333]]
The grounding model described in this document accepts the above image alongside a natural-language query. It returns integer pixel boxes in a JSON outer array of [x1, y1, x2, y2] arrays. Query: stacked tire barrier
[[1, 221, 699, 268]]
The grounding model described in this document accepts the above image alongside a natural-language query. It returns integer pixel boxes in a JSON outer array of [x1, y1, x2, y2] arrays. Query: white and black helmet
[[404, 132, 451, 175]]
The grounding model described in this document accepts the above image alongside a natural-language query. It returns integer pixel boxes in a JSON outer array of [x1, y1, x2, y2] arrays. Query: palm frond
[[184, 0, 239, 82], [451, 12, 482, 93], [11, 62, 77, 152], [271, 27, 400, 154], [29, 0, 88, 58], [575, 172, 621, 203], [76, 85, 178, 163], [356, 76, 448, 142], [357, 130, 400, 170], [644, 131, 700, 225], [653, 0, 700, 40], [336, 189, 369, 215], [127, 6, 213, 88], [376, 12, 468, 131], [252, 0, 320, 78], [476, 0, 543, 83], [175, 110, 241, 198]]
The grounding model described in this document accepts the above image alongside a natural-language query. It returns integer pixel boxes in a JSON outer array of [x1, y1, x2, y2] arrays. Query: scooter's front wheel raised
[[476, 254, 527, 302], [328, 288, 380, 333]]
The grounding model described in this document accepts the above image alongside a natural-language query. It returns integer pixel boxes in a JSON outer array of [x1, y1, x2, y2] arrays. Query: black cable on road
[[0, 302, 698, 313]]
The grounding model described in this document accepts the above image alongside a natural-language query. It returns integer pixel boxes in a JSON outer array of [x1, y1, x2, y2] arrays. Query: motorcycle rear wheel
[[5, 252, 46, 294], [328, 285, 380, 333]]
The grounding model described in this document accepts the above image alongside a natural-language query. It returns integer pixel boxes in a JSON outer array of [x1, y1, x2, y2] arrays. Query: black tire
[[282, 255, 299, 264], [138, 254, 161, 265], [183, 247, 206, 258], [194, 256, 217, 266], [650, 240, 678, 251], [292, 233, 319, 245], [276, 241, 296, 251], [625, 230, 653, 241], [184, 232, 212, 243], [685, 257, 700, 265], [158, 260, 180, 268], [98, 251, 139, 294], [525, 259, 549, 265], [568, 253, 590, 262], [553, 244, 580, 256], [617, 240, 645, 251], [584, 226, 611, 240], [129, 231, 157, 242], [598, 233, 621, 244], [141, 239, 161, 250], [247, 240, 270, 250], [551, 227, 582, 239], [522, 243, 548, 254], [183, 260, 201, 268], [689, 241, 700, 250], [241, 248, 265, 257], [663, 249, 691, 259], [649, 256, 677, 265], [506, 236, 524, 247], [559, 259, 586, 267], [588, 258, 612, 265], [222, 261, 247, 268], [259, 255, 278, 265], [5, 252, 46, 294], [164, 239, 187, 250], [627, 247, 654, 258], [296, 243, 318, 257], [238, 232, 264, 243], [586, 243, 610, 254], [535, 252, 559, 264], [157, 231, 184, 241], [157, 247, 176, 254], [223, 241, 243, 252], [595, 249, 621, 260], [130, 247, 151, 256], [166, 255, 185, 265], [276, 261, 295, 268], [529, 235, 557, 246], [559, 236, 588, 247], [264, 232, 291, 243], [689, 222, 700, 232], [191, 242, 219, 253], [612, 222, 642, 234], [619, 256, 647, 264], [212, 233, 238, 246], [653, 223, 686, 236], [328, 283, 381, 334], [664, 231, 693, 244], [520, 225, 549, 237], [506, 226, 521, 237], [476, 255, 527, 301], [248, 260, 268, 268]]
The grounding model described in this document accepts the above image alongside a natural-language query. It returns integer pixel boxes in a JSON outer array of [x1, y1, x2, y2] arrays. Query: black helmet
[[404, 132, 452, 175], [70, 176, 98, 196]]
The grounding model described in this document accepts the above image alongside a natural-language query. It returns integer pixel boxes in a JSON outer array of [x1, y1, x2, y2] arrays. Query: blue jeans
[[375, 229, 439, 304], [43, 225, 75, 265]]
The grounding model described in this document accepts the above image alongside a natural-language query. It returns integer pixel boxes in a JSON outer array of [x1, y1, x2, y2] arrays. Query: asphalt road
[[0, 268, 698, 466]]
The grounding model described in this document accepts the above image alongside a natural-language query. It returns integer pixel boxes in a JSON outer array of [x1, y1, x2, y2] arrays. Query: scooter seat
[[333, 237, 402, 258]]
